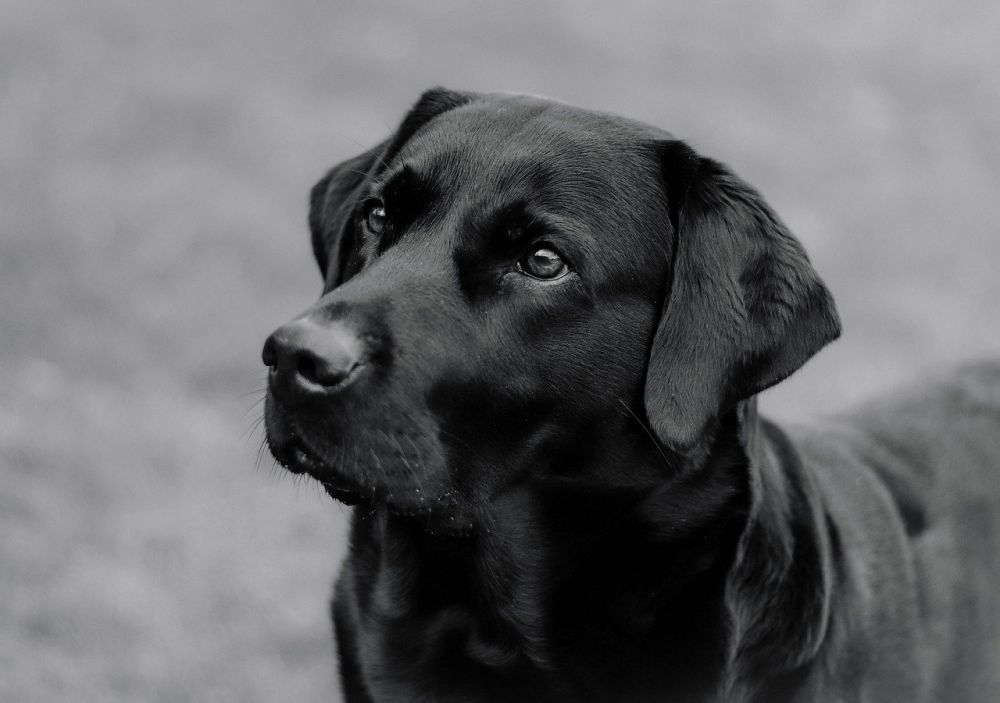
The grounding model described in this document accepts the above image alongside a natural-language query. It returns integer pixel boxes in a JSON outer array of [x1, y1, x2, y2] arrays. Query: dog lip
[[290, 442, 323, 473], [264, 394, 370, 503], [322, 481, 363, 505], [269, 427, 476, 533], [265, 432, 307, 475], [265, 403, 472, 530], [297, 441, 364, 497], [267, 429, 367, 505]]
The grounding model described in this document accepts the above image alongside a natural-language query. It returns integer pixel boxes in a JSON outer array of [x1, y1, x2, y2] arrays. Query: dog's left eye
[[517, 246, 569, 280], [363, 200, 387, 235]]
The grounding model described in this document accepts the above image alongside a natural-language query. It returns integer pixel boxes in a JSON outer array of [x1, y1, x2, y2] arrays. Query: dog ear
[[309, 87, 475, 284], [644, 140, 841, 454], [308, 146, 383, 283]]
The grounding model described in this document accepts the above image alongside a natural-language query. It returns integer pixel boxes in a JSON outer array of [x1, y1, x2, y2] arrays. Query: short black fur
[[264, 89, 1000, 702]]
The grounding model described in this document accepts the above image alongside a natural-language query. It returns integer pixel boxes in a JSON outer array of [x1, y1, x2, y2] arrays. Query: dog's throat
[[348, 466, 751, 694]]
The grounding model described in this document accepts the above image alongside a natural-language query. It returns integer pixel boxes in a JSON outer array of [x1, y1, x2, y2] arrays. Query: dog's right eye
[[362, 199, 386, 235], [517, 246, 570, 281]]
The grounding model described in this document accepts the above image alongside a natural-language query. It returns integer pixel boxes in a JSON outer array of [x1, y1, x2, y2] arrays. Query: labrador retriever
[[262, 88, 1000, 702]]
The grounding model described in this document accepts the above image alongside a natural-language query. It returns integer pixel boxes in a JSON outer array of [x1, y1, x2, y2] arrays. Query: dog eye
[[517, 246, 569, 280], [363, 200, 386, 235]]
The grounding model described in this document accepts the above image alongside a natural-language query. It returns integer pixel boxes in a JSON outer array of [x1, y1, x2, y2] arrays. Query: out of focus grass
[[2, 1, 999, 701]]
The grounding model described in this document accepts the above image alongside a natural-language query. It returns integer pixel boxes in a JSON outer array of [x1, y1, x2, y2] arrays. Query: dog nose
[[262, 318, 363, 402]]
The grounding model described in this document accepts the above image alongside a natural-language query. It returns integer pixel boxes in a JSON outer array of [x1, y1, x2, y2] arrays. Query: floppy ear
[[308, 145, 384, 283], [644, 140, 841, 454], [309, 87, 475, 285]]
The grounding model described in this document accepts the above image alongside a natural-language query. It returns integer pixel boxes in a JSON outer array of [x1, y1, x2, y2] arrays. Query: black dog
[[263, 89, 1000, 702]]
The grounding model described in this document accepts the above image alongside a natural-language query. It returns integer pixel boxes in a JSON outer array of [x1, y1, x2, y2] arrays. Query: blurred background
[[2, 0, 999, 700]]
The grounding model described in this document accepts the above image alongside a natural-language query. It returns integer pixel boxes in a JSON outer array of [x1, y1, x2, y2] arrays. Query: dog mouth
[[266, 429, 369, 506], [266, 430, 474, 534], [263, 395, 476, 535]]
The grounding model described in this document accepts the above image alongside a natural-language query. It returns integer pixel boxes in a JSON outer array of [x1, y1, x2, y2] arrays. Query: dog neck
[[717, 403, 837, 700], [340, 399, 835, 701]]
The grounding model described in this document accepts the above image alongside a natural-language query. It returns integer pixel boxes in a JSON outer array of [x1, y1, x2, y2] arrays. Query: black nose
[[262, 317, 364, 403]]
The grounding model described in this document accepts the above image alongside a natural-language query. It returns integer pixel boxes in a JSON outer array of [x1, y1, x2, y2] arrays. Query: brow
[[368, 165, 443, 251]]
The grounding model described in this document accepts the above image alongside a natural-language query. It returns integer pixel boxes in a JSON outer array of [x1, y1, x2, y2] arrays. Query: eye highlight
[[517, 246, 570, 281], [362, 199, 387, 235]]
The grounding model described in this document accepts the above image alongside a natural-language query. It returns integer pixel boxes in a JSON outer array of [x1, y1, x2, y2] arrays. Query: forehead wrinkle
[[397, 103, 670, 260], [401, 103, 637, 198]]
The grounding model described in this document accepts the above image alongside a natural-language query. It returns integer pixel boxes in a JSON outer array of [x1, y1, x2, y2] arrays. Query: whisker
[[254, 440, 265, 471], [332, 131, 391, 171], [340, 167, 377, 180], [617, 399, 673, 471], [409, 428, 464, 508], [328, 444, 343, 474], [268, 457, 282, 481], [242, 414, 266, 442], [240, 395, 266, 420], [369, 447, 385, 489], [255, 435, 275, 474], [437, 426, 475, 453], [391, 433, 425, 502]]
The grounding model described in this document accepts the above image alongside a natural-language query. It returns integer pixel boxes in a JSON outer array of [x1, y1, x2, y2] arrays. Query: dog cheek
[[537, 301, 656, 404]]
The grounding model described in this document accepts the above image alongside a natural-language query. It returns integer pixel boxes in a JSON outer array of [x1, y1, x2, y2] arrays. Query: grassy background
[[2, 1, 999, 700]]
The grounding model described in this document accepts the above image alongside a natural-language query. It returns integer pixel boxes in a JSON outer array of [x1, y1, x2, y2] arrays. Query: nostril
[[295, 353, 320, 385], [298, 349, 357, 387], [263, 318, 365, 397], [262, 337, 277, 369]]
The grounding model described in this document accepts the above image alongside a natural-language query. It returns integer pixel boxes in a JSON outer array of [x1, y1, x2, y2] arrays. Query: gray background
[[3, 1, 999, 700]]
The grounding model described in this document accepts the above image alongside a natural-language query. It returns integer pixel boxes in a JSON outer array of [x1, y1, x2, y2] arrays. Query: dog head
[[262, 88, 839, 533]]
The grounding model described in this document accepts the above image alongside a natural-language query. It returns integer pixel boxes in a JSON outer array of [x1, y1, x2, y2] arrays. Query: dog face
[[263, 89, 839, 533]]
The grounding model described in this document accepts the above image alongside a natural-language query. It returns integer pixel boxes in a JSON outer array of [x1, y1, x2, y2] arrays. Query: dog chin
[[263, 397, 369, 504], [264, 426, 366, 506], [264, 402, 475, 534]]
